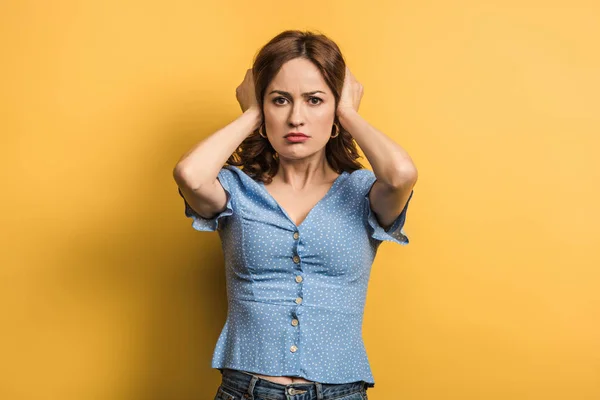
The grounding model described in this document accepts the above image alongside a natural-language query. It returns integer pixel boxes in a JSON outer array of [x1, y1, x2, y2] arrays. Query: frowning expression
[[262, 57, 336, 160]]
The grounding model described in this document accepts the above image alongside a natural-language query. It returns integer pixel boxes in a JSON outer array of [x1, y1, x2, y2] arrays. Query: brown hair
[[226, 29, 365, 184]]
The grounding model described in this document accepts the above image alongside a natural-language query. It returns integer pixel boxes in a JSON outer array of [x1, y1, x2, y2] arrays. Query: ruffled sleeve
[[177, 167, 235, 232], [363, 173, 414, 245]]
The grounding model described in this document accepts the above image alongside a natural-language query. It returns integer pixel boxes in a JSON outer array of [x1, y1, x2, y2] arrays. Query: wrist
[[243, 107, 263, 130], [337, 107, 358, 122]]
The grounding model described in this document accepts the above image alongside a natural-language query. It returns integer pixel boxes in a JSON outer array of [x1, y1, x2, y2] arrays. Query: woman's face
[[262, 58, 336, 161]]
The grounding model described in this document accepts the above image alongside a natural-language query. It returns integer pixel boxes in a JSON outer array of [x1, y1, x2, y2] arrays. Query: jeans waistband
[[219, 368, 367, 400]]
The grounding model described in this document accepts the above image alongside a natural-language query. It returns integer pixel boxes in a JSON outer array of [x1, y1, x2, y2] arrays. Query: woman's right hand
[[236, 68, 260, 114]]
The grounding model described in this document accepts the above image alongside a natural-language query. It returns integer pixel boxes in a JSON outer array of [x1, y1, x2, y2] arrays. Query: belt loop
[[245, 375, 259, 399], [315, 382, 323, 400]]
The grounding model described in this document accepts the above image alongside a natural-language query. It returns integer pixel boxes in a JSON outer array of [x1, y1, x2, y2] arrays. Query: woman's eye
[[273, 97, 323, 105]]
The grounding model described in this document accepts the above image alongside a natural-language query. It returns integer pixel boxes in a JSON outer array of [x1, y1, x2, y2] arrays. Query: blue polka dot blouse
[[177, 165, 414, 388]]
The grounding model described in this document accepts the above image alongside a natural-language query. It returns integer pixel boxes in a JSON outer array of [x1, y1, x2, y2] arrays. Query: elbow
[[173, 162, 194, 188], [173, 162, 215, 192], [390, 163, 418, 189]]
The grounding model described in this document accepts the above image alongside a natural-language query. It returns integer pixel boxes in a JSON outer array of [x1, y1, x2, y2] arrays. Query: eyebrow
[[268, 90, 327, 96]]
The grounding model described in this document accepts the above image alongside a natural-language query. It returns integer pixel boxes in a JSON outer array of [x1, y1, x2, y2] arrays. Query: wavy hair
[[226, 30, 365, 183]]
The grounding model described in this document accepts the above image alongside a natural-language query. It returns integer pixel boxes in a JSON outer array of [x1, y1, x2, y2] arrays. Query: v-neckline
[[257, 171, 348, 230]]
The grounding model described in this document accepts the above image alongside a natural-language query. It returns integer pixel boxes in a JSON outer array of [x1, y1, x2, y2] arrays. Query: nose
[[288, 102, 304, 128]]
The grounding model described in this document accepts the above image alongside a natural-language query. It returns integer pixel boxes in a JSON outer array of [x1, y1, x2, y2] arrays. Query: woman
[[174, 30, 417, 400]]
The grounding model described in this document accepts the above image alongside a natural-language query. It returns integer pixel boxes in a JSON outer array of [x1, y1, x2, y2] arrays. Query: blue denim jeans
[[214, 368, 370, 400]]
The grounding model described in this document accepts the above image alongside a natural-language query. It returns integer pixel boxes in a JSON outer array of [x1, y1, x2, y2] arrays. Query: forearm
[[338, 109, 418, 187], [173, 108, 262, 189]]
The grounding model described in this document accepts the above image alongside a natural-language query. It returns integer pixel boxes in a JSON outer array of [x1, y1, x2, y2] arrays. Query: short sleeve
[[363, 173, 414, 245], [177, 167, 236, 232]]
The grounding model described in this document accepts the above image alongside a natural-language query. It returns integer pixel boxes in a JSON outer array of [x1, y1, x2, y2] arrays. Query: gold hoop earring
[[331, 123, 340, 138], [259, 124, 267, 139]]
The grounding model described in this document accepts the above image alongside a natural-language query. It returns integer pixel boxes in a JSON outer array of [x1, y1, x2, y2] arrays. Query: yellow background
[[1, 1, 599, 399]]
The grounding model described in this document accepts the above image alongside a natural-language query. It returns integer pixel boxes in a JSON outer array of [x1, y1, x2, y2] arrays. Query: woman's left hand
[[336, 66, 363, 117]]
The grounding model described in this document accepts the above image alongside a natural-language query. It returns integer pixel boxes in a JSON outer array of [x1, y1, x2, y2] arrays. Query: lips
[[285, 132, 308, 137]]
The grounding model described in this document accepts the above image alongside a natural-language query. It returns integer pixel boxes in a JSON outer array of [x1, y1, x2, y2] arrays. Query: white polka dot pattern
[[177, 165, 413, 388]]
